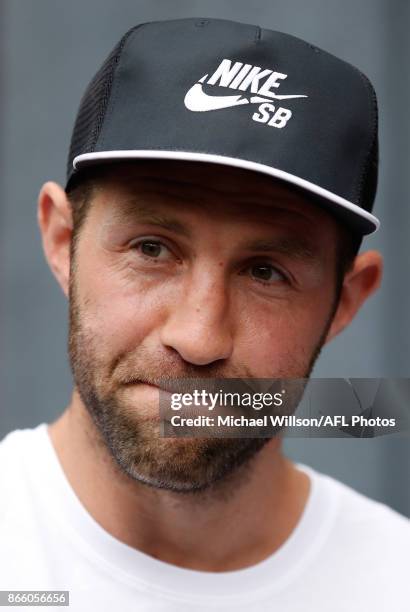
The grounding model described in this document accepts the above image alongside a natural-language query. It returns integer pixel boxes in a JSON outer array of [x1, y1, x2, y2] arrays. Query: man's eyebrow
[[242, 237, 320, 262], [110, 201, 320, 261], [111, 203, 192, 238]]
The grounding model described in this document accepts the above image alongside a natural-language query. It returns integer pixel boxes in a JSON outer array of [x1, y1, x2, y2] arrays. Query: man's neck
[[48, 392, 310, 572]]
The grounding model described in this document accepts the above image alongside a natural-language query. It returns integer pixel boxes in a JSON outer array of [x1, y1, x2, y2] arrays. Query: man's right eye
[[130, 238, 174, 262], [139, 240, 163, 258]]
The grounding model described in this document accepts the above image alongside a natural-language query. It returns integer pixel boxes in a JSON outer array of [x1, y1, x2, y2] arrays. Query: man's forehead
[[99, 159, 304, 197], [93, 160, 334, 228]]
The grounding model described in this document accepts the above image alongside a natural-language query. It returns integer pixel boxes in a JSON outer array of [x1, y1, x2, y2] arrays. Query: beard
[[67, 266, 333, 494]]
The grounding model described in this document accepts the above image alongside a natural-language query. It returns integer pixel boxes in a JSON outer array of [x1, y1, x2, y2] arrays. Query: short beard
[[67, 263, 334, 495]]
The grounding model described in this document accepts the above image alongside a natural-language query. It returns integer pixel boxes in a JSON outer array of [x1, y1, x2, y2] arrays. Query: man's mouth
[[123, 377, 201, 395]]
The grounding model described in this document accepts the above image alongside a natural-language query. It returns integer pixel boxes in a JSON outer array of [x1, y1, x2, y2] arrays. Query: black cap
[[67, 17, 380, 235]]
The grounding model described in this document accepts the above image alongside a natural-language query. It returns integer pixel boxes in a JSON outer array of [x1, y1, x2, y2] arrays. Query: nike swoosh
[[184, 83, 250, 111], [184, 83, 308, 112]]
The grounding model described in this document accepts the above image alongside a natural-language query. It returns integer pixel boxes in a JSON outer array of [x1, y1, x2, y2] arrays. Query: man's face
[[68, 161, 341, 492]]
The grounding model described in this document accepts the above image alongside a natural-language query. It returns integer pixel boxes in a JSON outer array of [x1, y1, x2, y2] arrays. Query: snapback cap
[[67, 17, 380, 235]]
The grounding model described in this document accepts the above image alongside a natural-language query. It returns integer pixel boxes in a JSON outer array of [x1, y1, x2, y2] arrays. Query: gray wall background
[[1, 0, 409, 516]]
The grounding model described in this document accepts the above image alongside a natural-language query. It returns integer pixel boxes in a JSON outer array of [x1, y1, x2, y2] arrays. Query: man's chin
[[102, 427, 270, 495], [74, 384, 273, 495]]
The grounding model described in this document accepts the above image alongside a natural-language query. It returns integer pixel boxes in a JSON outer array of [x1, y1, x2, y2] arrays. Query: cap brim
[[72, 150, 380, 235]]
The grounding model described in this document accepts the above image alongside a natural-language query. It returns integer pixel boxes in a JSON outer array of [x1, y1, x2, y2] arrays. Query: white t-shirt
[[0, 423, 408, 611]]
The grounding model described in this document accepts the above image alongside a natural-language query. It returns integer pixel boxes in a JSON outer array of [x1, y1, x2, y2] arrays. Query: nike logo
[[184, 74, 307, 112], [183, 59, 307, 129]]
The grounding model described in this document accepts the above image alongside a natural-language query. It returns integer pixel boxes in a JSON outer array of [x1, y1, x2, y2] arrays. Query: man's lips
[[123, 378, 201, 394], [123, 380, 170, 394], [122, 379, 217, 419]]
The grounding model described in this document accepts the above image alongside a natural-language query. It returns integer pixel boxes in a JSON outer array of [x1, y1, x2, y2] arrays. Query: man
[[0, 17, 408, 611]]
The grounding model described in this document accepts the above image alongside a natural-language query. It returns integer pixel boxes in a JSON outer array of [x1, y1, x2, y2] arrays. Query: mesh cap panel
[[66, 24, 144, 186]]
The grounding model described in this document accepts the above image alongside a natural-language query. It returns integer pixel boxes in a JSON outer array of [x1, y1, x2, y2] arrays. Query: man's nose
[[159, 271, 234, 366]]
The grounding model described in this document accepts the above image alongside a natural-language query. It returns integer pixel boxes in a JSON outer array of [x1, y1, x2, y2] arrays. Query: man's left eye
[[133, 239, 171, 260], [249, 264, 285, 283]]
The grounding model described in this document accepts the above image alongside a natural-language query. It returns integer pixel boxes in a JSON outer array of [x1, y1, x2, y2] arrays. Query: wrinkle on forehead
[[93, 160, 320, 211], [91, 161, 338, 246], [97, 184, 324, 233]]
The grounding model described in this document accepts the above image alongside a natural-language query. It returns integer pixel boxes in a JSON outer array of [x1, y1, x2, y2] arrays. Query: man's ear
[[325, 250, 383, 344], [37, 181, 73, 298]]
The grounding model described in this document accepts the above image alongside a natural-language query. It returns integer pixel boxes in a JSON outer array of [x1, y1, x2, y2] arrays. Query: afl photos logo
[[184, 58, 308, 128]]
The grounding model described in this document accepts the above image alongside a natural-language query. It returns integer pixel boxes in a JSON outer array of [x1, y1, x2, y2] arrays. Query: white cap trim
[[73, 150, 380, 233]]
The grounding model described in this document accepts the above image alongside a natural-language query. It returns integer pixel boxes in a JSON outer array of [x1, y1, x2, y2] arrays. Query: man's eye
[[134, 240, 171, 260], [249, 264, 285, 283]]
